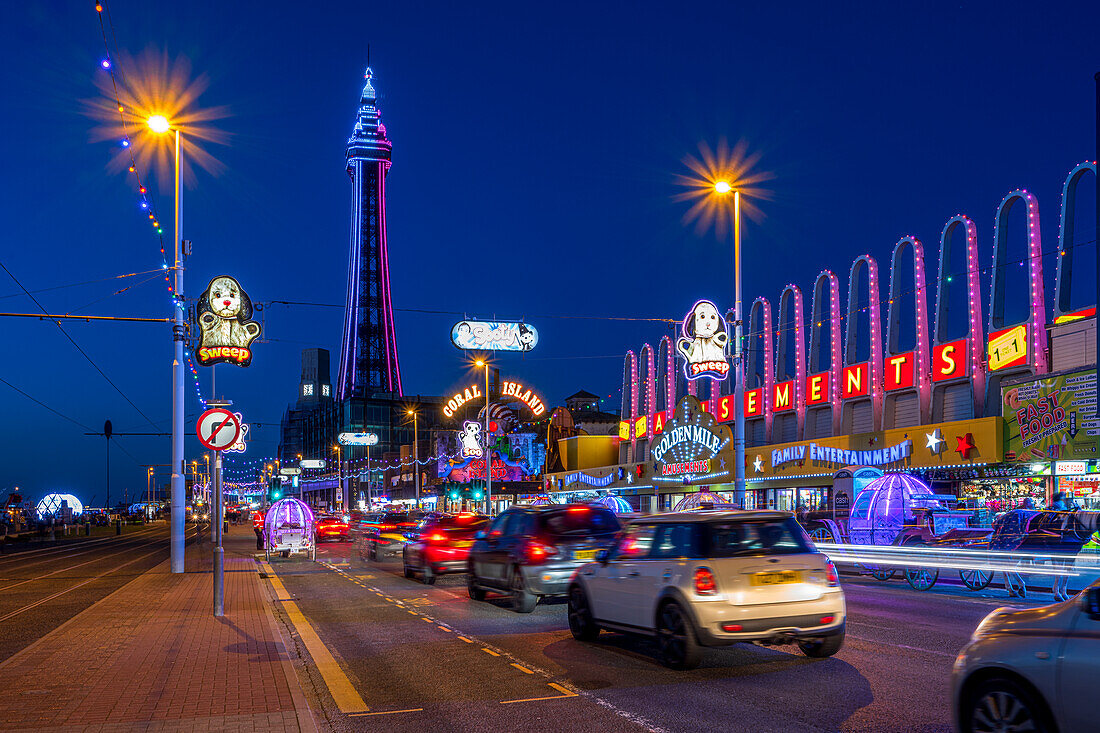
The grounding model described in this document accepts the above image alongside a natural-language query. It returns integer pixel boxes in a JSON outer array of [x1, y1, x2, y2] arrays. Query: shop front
[[745, 416, 1005, 511]]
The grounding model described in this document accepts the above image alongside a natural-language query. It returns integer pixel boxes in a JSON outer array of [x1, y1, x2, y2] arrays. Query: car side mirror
[[596, 548, 610, 564], [1082, 587, 1100, 619]]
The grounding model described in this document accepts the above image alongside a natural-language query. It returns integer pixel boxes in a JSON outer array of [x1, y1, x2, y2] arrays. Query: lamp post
[[475, 359, 492, 515], [332, 445, 342, 511], [713, 182, 746, 505], [407, 409, 419, 509], [147, 114, 186, 573]]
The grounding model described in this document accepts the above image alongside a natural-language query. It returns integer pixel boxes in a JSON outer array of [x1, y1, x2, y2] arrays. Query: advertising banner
[[1003, 370, 1099, 462]]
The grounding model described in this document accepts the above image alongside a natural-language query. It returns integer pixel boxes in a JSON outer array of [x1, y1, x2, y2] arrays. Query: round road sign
[[196, 408, 242, 451]]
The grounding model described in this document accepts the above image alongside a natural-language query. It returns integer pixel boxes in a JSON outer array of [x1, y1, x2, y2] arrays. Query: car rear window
[[706, 518, 815, 557], [539, 508, 620, 536], [431, 515, 489, 534]]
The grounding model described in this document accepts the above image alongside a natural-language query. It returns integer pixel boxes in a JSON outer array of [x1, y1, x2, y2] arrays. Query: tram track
[[0, 525, 163, 575], [0, 524, 162, 566]]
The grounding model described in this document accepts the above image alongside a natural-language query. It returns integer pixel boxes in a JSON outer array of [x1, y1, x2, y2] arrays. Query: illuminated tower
[[338, 67, 403, 399]]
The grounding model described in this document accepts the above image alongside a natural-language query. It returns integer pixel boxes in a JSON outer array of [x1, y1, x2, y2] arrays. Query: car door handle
[[661, 572, 673, 580], [627, 570, 640, 577]]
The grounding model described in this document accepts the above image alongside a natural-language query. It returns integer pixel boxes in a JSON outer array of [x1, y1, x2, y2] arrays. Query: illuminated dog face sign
[[458, 420, 484, 458], [676, 299, 730, 381], [196, 275, 262, 367]]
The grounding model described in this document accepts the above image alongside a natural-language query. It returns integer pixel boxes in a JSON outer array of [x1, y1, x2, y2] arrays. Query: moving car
[[468, 504, 621, 612], [567, 510, 846, 669], [403, 513, 489, 584], [314, 515, 350, 542], [952, 580, 1100, 733], [362, 511, 423, 560]]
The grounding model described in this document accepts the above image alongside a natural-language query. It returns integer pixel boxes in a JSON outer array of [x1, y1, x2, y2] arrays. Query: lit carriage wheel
[[904, 566, 938, 591], [959, 568, 992, 591]]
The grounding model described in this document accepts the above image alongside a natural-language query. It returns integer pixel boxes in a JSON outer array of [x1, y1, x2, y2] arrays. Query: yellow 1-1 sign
[[988, 324, 1028, 371]]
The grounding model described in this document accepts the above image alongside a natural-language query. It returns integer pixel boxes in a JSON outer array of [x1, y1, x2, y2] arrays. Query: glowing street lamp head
[[146, 114, 171, 134], [475, 359, 485, 367], [407, 409, 415, 416], [714, 180, 732, 194]]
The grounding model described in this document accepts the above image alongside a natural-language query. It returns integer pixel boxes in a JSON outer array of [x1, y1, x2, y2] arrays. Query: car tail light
[[425, 532, 447, 544], [694, 567, 717, 595], [720, 622, 742, 632], [824, 559, 840, 587], [567, 506, 589, 513], [526, 541, 557, 564], [820, 616, 835, 625]]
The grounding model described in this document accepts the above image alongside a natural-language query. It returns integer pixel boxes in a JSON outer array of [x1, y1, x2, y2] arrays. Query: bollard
[[85, 521, 91, 536], [115, 519, 121, 535]]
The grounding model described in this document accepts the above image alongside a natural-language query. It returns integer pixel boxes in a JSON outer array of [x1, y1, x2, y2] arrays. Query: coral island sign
[[442, 384, 484, 418], [501, 380, 546, 416]]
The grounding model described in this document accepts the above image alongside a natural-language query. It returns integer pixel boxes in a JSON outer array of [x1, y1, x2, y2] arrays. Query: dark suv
[[467, 504, 621, 613]]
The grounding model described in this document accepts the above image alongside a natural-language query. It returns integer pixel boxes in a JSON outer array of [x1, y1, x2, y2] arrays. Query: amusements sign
[[1003, 370, 1098, 462]]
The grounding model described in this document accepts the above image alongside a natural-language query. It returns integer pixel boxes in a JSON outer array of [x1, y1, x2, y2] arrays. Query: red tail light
[[820, 616, 835, 625], [526, 541, 557, 564], [720, 622, 742, 632], [694, 567, 717, 595], [824, 559, 840, 587], [425, 532, 447, 544]]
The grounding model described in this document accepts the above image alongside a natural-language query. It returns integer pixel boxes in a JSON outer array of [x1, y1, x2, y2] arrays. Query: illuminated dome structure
[[594, 493, 633, 514], [523, 496, 556, 506], [673, 489, 736, 511], [849, 472, 942, 546], [263, 498, 316, 560], [36, 493, 82, 519]]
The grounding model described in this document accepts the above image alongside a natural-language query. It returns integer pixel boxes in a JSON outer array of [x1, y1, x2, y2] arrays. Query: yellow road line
[[420, 617, 433, 623], [482, 648, 500, 656], [457, 636, 474, 643], [510, 663, 533, 674], [500, 694, 576, 704], [548, 683, 578, 697], [347, 708, 424, 716], [260, 561, 369, 713], [437, 625, 451, 631]]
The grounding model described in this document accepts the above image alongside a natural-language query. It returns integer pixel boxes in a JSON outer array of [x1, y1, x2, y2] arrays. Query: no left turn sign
[[196, 408, 242, 451]]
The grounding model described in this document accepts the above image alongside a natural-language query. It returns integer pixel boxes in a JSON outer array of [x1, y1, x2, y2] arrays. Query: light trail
[[815, 542, 1095, 577]]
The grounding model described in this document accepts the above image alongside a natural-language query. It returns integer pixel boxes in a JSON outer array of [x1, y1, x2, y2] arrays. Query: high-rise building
[[338, 67, 402, 399], [297, 348, 332, 406]]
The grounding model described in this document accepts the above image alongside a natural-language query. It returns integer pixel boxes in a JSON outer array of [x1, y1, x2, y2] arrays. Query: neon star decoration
[[955, 433, 976, 459], [753, 455, 764, 473], [925, 428, 945, 455]]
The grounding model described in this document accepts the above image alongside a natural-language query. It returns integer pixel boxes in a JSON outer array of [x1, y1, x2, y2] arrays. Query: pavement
[[0, 523, 316, 733], [262, 538, 1069, 733]]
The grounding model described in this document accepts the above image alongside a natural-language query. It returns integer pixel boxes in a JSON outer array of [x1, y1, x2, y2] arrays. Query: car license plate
[[574, 549, 598, 561], [750, 570, 801, 586]]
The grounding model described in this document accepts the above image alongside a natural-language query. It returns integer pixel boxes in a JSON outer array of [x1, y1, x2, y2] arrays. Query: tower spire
[[339, 67, 402, 399]]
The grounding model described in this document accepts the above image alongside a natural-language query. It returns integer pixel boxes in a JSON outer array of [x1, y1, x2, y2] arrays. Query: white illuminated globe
[[713, 180, 732, 194], [146, 115, 171, 134], [36, 493, 83, 519]]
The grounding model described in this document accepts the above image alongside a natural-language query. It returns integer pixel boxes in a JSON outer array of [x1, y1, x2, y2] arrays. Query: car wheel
[[567, 585, 600, 641], [509, 567, 537, 613], [809, 526, 836, 543], [655, 601, 701, 670], [797, 629, 844, 658], [422, 564, 436, 585], [468, 574, 487, 601], [963, 676, 1054, 733], [403, 562, 414, 579], [369, 544, 377, 561]]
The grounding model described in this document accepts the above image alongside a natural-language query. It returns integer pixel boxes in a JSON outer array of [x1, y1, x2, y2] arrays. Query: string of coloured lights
[[93, 1, 208, 409]]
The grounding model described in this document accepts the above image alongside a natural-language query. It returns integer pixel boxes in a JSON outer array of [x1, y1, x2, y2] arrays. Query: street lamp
[[407, 409, 419, 510], [475, 359, 492, 515], [332, 445, 342, 511], [146, 113, 186, 573], [712, 181, 746, 505]]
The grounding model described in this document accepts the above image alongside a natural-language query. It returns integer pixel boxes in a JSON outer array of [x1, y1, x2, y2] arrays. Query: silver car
[[952, 579, 1100, 733], [567, 510, 846, 669]]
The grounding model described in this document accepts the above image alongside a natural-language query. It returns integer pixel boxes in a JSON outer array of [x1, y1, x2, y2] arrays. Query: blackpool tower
[[338, 68, 402, 399]]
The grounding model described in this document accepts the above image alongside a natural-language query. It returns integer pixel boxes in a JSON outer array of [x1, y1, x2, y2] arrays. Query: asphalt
[[0, 521, 197, 664], [264, 539, 1060, 733]]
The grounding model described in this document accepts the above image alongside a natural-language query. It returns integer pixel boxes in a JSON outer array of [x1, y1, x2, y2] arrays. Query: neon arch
[[843, 255, 884, 431], [721, 309, 738, 397], [774, 284, 806, 442], [656, 336, 674, 414], [987, 189, 1049, 414], [620, 350, 637, 461], [1054, 161, 1097, 319], [808, 269, 842, 436], [934, 215, 986, 418], [745, 297, 774, 444], [885, 236, 931, 425]]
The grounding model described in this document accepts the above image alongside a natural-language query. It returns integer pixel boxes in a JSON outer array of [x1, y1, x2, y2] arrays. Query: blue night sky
[[1, 1, 1096, 504]]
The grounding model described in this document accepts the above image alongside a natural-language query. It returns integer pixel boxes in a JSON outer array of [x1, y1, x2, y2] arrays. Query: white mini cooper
[[567, 510, 846, 669]]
